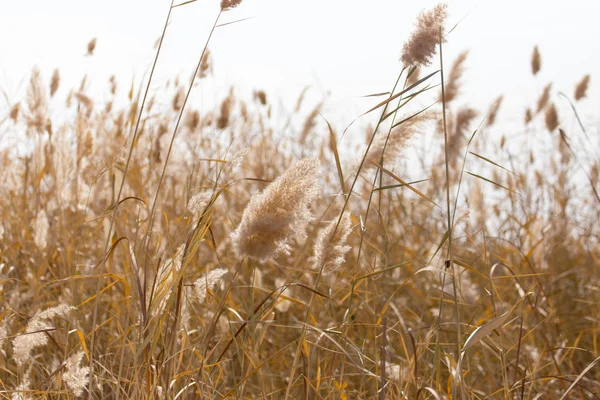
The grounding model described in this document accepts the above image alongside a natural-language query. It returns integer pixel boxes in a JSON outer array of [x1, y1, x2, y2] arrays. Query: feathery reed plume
[[448, 107, 478, 167], [230, 158, 320, 262], [295, 86, 310, 112], [524, 107, 533, 124], [187, 192, 212, 215], [574, 74, 590, 101], [193, 268, 228, 303], [486, 95, 503, 126], [9, 103, 20, 122], [313, 212, 353, 274], [536, 83, 552, 113], [62, 351, 90, 397], [217, 90, 234, 129], [186, 110, 201, 131], [531, 45, 541, 75], [86, 38, 96, 56], [400, 3, 448, 67], [34, 210, 49, 250], [12, 305, 74, 365], [13, 366, 32, 400], [300, 103, 322, 143], [198, 48, 212, 79], [26, 67, 49, 134], [367, 113, 429, 168], [228, 148, 249, 168], [254, 90, 267, 105], [172, 88, 185, 112], [221, 0, 243, 11], [440, 51, 468, 104], [50, 69, 60, 97], [74, 92, 94, 115], [544, 103, 559, 132], [149, 245, 185, 318]]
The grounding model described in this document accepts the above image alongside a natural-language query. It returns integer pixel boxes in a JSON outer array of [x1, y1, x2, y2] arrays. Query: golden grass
[[0, 2, 599, 399]]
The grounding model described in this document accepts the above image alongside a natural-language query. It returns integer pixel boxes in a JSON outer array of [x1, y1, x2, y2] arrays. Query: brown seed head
[[26, 67, 49, 134], [50, 69, 60, 97], [254, 90, 267, 105], [230, 158, 320, 262], [10, 103, 20, 122], [400, 3, 448, 67], [198, 49, 212, 79], [300, 103, 322, 143], [313, 212, 353, 274], [172, 88, 185, 111], [544, 103, 559, 132], [531, 45, 541, 75], [486, 95, 503, 126], [440, 50, 468, 104], [574, 74, 590, 101], [367, 113, 429, 169], [536, 83, 552, 113], [186, 110, 201, 131], [448, 107, 477, 166], [221, 0, 243, 11], [87, 38, 97, 56], [217, 91, 234, 129]]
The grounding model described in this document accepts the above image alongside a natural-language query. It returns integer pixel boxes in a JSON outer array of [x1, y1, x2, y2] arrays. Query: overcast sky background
[[1, 0, 599, 138]]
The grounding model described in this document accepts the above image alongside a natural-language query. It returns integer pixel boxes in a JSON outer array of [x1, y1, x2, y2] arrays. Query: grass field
[[0, 1, 599, 398]]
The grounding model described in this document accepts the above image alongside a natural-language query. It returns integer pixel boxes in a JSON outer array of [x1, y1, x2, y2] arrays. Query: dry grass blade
[[559, 355, 600, 399], [374, 163, 441, 209], [364, 70, 439, 115], [465, 171, 517, 194], [469, 151, 517, 175], [324, 117, 346, 195]]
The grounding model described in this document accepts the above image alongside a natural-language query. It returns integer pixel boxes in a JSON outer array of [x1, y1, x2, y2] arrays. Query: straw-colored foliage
[[0, 2, 598, 399]]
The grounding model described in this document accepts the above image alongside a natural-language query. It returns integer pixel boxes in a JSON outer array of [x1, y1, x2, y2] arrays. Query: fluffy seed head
[[10, 103, 20, 122], [400, 3, 448, 67], [187, 192, 212, 215], [172, 88, 185, 111], [254, 90, 267, 105], [50, 69, 60, 97], [86, 38, 96, 56], [193, 268, 228, 303], [485, 95, 503, 127], [366, 113, 429, 169], [217, 91, 234, 129], [221, 0, 243, 11], [62, 351, 90, 397], [440, 51, 468, 104], [544, 103, 559, 132], [448, 107, 478, 167], [198, 49, 212, 79], [26, 67, 49, 134], [574, 74, 590, 101], [13, 305, 74, 365], [313, 213, 353, 274], [536, 83, 552, 113], [230, 158, 320, 262], [531, 46, 541, 75]]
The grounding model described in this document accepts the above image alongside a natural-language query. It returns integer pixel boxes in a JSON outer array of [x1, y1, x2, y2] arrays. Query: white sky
[[1, 0, 598, 133]]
